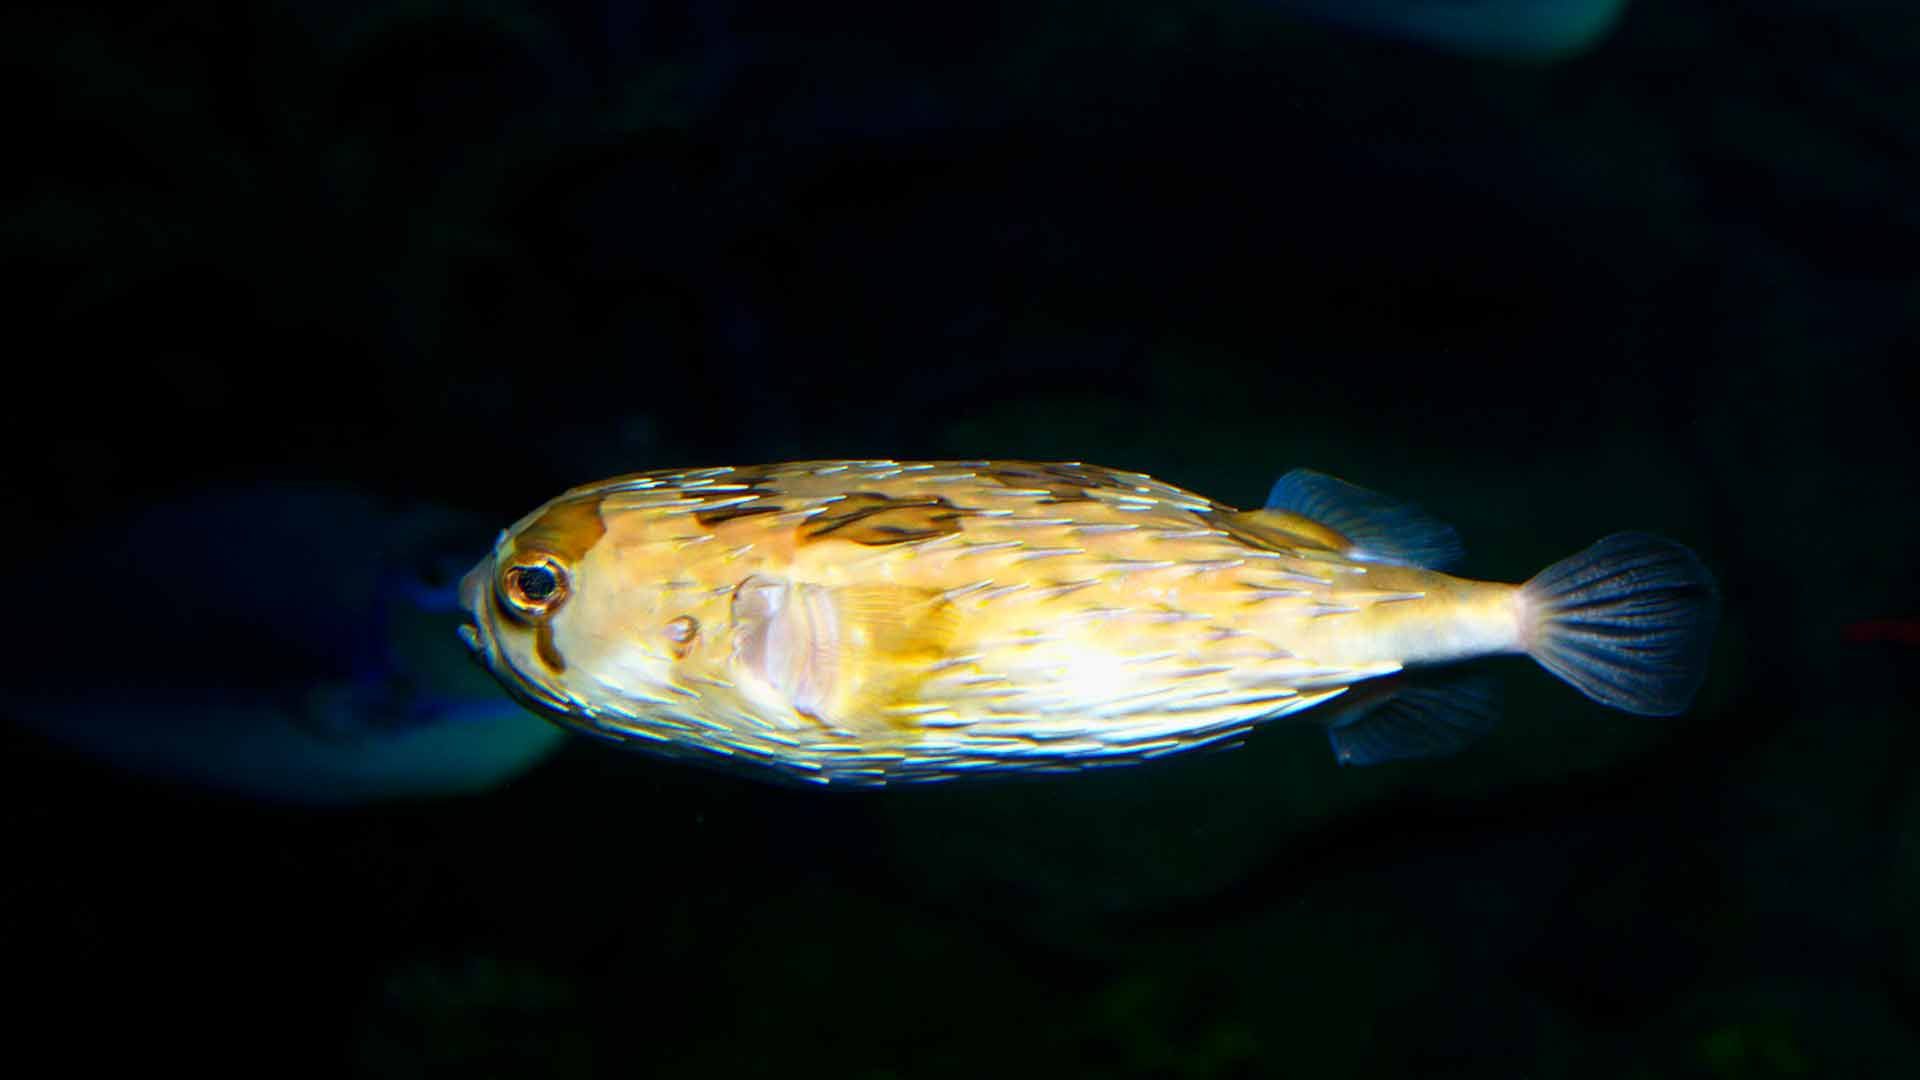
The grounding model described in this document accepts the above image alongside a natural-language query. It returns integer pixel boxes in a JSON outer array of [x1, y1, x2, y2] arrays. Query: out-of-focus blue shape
[[1269, 0, 1632, 59], [7, 489, 566, 805]]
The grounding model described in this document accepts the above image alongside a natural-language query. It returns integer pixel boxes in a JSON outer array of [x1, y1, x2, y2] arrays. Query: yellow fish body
[[458, 461, 1716, 786]]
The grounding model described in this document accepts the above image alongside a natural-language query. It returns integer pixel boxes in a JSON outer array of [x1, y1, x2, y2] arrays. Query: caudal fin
[[1520, 533, 1718, 715]]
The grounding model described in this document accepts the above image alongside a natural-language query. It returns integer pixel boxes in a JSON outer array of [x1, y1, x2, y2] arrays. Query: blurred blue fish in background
[[1270, 0, 1631, 58], [7, 489, 566, 805]]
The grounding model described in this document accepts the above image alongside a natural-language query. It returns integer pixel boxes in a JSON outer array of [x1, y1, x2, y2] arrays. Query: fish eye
[[499, 557, 569, 621], [666, 615, 699, 658]]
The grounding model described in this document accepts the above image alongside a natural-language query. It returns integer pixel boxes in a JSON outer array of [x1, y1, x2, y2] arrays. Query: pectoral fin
[[731, 575, 839, 722], [833, 585, 958, 661], [731, 576, 955, 732]]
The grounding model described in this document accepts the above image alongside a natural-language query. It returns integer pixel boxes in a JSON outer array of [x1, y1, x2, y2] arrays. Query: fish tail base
[[1519, 533, 1718, 716]]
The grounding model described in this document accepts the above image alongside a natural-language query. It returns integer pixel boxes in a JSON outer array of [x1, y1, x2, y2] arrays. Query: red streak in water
[[1843, 619, 1920, 645]]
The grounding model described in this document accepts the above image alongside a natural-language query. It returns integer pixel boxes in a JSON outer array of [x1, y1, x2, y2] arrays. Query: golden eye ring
[[498, 556, 569, 622]]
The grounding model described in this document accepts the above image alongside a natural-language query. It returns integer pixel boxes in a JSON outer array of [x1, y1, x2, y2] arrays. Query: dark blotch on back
[[695, 502, 785, 526], [513, 495, 609, 565], [801, 492, 965, 546], [983, 462, 1135, 504], [690, 470, 786, 527]]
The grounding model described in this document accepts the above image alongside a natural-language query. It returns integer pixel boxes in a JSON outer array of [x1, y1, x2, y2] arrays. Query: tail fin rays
[[1520, 533, 1718, 716]]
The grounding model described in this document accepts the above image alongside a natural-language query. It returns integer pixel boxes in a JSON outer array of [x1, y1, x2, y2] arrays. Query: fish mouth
[[456, 622, 485, 667], [456, 558, 496, 669]]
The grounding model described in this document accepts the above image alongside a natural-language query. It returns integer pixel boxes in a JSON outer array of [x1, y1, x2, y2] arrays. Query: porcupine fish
[[457, 461, 1717, 786]]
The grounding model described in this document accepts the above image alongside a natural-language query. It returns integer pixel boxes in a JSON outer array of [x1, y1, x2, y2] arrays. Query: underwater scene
[[7, 1, 1915, 1076]]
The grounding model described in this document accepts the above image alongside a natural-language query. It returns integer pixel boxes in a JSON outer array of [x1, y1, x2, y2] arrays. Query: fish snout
[[457, 557, 494, 663]]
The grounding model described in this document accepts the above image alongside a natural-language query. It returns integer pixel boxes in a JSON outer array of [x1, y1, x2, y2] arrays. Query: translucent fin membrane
[[1520, 533, 1718, 716], [1324, 671, 1500, 767], [1265, 468, 1463, 570]]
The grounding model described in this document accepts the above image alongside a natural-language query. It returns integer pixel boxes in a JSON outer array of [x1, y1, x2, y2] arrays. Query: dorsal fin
[[1265, 469, 1463, 570]]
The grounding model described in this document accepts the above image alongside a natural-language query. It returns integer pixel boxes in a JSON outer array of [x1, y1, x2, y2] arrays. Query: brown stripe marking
[[534, 624, 567, 673], [694, 502, 785, 526], [512, 493, 610, 565], [980, 462, 1156, 505], [800, 492, 965, 546], [682, 470, 787, 527]]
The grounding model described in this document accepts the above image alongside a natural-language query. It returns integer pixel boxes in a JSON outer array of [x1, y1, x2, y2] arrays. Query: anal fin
[[1323, 669, 1500, 767]]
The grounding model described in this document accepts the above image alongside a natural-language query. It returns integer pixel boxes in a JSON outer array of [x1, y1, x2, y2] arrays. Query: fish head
[[456, 490, 735, 739]]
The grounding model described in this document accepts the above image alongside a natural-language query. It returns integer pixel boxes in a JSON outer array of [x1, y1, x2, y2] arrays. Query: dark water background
[[7, 2, 1916, 1076]]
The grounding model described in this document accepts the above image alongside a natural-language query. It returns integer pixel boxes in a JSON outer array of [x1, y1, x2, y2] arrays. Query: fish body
[[460, 461, 1716, 786]]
